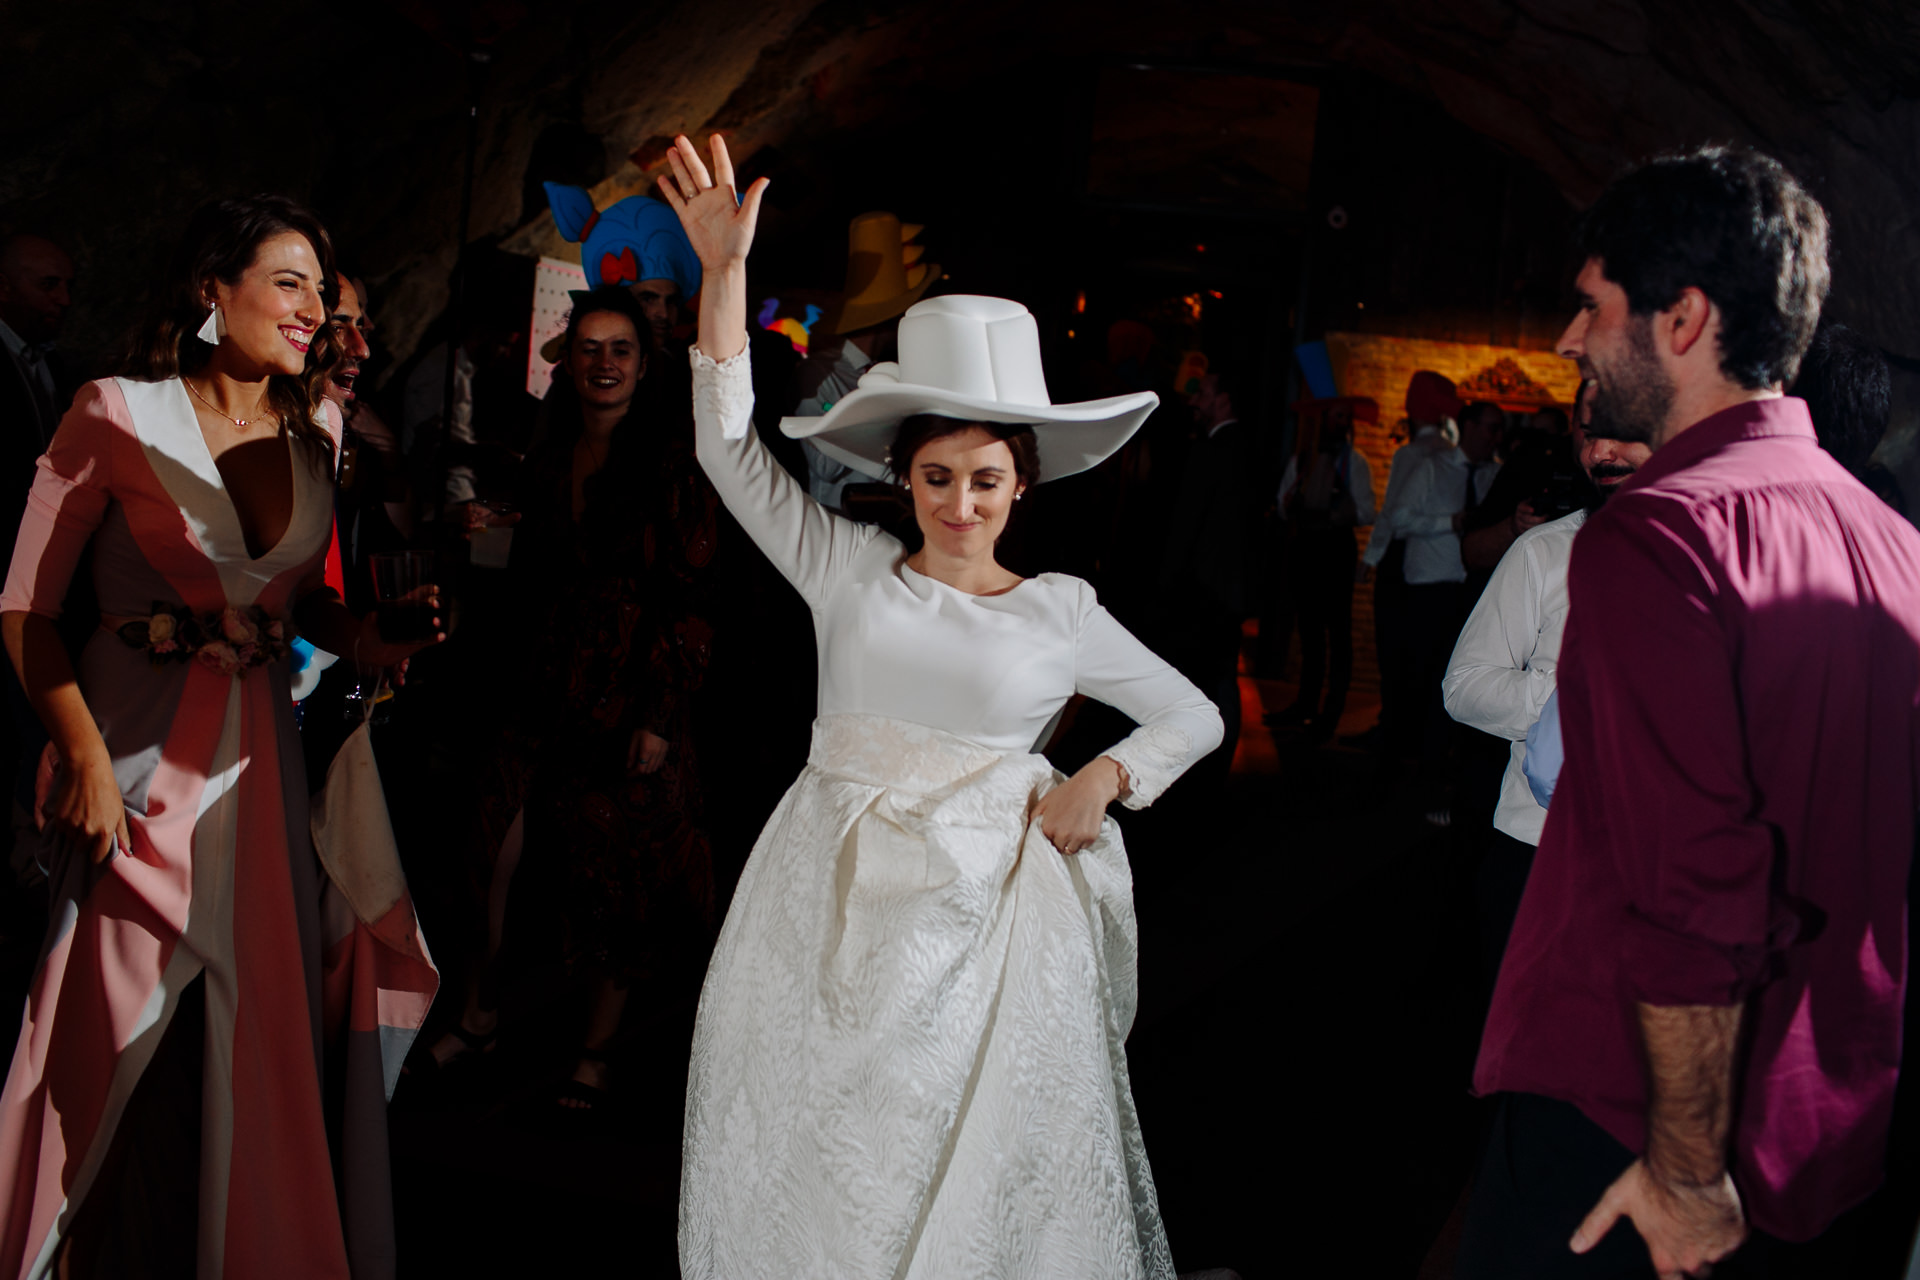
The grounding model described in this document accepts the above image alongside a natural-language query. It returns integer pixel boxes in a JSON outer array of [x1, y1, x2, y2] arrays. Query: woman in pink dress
[[0, 196, 438, 1278]]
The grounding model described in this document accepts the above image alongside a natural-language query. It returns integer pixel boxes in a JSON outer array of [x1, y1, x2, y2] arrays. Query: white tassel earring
[[195, 304, 225, 345]]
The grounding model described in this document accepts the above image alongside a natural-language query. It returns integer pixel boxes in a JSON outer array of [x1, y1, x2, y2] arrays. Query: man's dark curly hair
[[1575, 145, 1830, 390]]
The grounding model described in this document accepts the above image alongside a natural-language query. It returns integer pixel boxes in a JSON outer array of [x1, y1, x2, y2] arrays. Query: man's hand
[[1572, 1158, 1745, 1279], [1510, 499, 1548, 537]]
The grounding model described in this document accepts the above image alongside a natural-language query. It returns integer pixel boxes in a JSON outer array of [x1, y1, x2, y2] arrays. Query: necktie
[[21, 347, 56, 445]]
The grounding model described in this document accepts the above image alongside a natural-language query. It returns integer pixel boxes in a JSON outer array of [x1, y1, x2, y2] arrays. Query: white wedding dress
[[679, 348, 1223, 1280]]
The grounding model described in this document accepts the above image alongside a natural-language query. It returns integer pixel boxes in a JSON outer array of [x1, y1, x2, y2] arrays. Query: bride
[[660, 134, 1223, 1280]]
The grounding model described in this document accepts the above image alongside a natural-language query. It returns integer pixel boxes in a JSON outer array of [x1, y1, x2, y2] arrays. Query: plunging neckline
[[172, 379, 302, 565]]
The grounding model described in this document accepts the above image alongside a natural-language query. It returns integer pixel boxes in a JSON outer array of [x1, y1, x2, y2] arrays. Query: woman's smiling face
[[568, 310, 645, 411], [207, 231, 326, 378], [908, 427, 1024, 559]]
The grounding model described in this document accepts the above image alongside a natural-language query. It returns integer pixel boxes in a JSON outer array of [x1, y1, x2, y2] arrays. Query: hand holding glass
[[371, 551, 439, 644]]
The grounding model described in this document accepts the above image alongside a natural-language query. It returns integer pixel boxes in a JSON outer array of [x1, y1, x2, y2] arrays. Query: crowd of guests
[[0, 135, 1916, 1276]]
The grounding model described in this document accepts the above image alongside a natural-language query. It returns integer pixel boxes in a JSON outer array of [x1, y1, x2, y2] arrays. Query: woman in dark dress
[[437, 287, 719, 1107]]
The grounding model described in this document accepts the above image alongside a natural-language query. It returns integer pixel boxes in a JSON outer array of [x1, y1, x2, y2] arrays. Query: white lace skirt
[[679, 713, 1174, 1280]]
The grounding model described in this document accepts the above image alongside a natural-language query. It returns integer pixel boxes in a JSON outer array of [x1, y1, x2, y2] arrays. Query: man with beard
[[1459, 145, 1920, 1279], [324, 274, 412, 584], [1442, 380, 1649, 1002]]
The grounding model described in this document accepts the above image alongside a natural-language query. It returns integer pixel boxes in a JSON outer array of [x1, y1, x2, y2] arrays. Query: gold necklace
[[184, 377, 270, 429]]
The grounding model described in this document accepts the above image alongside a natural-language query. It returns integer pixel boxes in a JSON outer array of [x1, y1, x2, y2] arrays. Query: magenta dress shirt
[[1474, 396, 1920, 1241]]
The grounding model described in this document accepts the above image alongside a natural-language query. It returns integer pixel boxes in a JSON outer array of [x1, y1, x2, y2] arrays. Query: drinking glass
[[370, 551, 437, 644], [469, 501, 516, 570]]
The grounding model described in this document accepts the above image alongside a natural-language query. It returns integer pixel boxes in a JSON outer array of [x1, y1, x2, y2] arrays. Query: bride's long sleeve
[[690, 345, 879, 612], [1071, 581, 1225, 808]]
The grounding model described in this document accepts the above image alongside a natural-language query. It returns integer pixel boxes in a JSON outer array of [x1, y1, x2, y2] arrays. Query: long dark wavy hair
[[123, 194, 343, 470], [533, 288, 677, 551]]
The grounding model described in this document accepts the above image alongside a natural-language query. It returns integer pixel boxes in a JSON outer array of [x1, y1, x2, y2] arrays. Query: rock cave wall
[[5, 0, 1918, 388]]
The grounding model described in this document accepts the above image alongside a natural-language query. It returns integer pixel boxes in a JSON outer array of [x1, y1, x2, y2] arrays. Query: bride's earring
[[195, 303, 225, 345]]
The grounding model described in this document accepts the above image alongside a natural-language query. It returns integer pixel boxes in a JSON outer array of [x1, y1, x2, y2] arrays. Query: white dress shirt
[[796, 341, 870, 510], [1277, 446, 1376, 526], [1362, 426, 1471, 583], [1441, 508, 1588, 843]]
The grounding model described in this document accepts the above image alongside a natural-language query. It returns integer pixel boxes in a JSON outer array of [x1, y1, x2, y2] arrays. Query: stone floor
[[388, 669, 1920, 1277], [388, 675, 1485, 1277]]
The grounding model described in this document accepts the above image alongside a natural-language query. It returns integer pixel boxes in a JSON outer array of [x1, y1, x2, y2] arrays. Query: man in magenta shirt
[[1459, 146, 1920, 1277]]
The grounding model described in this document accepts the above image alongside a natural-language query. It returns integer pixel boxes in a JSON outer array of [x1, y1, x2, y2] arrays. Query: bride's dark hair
[[123, 194, 343, 471], [889, 415, 1041, 488]]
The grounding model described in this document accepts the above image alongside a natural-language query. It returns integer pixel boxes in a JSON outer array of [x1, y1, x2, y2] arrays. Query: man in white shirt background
[[1441, 387, 1650, 997], [1361, 372, 1499, 787]]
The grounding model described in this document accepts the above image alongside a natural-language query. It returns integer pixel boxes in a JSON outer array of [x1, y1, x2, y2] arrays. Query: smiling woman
[[442, 283, 721, 1119], [0, 194, 441, 1278], [125, 195, 346, 464], [661, 134, 1222, 1279]]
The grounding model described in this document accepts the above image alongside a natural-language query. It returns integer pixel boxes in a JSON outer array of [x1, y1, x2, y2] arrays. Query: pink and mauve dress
[[0, 377, 434, 1279]]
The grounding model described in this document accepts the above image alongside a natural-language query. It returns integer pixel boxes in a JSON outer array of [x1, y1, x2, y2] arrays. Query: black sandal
[[555, 1049, 614, 1113], [403, 1020, 498, 1078]]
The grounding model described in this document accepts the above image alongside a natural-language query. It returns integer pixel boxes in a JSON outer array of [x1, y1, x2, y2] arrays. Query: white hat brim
[[781, 384, 1159, 484]]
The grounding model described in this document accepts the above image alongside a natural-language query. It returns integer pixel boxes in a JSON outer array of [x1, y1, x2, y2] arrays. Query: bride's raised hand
[[657, 134, 769, 270]]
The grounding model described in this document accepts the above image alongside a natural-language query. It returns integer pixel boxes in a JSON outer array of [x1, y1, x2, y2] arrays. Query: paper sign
[[527, 255, 589, 399]]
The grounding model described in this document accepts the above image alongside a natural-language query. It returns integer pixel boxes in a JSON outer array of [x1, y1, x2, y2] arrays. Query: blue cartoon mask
[[544, 184, 702, 300]]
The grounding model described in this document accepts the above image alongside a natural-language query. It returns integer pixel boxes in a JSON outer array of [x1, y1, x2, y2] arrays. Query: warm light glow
[[1181, 293, 1203, 322], [1208, 290, 1223, 299], [1066, 329, 1076, 339], [1194, 243, 1207, 253], [1074, 290, 1087, 314]]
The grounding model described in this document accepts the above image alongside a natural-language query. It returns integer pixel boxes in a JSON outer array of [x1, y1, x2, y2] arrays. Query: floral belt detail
[[114, 604, 291, 675]]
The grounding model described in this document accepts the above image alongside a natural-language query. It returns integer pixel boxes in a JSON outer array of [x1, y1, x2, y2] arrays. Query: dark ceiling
[[6, 0, 1920, 379]]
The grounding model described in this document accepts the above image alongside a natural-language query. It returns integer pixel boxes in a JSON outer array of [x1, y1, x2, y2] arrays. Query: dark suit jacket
[[1159, 418, 1261, 619], [0, 342, 64, 576]]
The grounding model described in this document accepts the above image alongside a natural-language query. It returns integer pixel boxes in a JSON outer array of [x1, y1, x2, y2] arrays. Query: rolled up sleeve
[[1567, 509, 1776, 1007]]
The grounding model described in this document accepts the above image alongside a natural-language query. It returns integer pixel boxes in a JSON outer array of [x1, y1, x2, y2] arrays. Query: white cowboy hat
[[781, 295, 1159, 484]]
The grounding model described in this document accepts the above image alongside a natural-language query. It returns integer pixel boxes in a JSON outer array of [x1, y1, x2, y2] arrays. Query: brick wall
[[1320, 332, 1583, 695]]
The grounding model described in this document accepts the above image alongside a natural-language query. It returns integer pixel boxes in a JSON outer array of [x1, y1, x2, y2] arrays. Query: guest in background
[[323, 273, 412, 586], [543, 185, 701, 358], [1156, 362, 1260, 783], [0, 234, 76, 569], [1792, 320, 1891, 481], [1360, 371, 1468, 775], [793, 211, 939, 512], [432, 288, 719, 1116], [402, 251, 531, 519], [1272, 395, 1376, 741], [1461, 146, 1917, 1279], [1443, 381, 1645, 1003], [1461, 397, 1576, 584], [0, 232, 78, 1040]]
